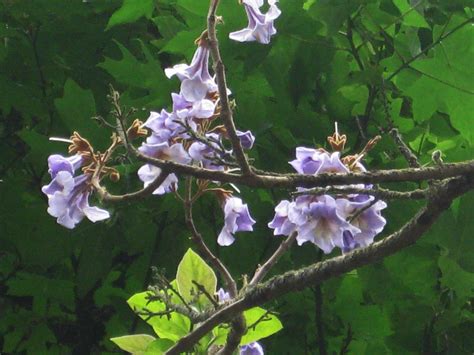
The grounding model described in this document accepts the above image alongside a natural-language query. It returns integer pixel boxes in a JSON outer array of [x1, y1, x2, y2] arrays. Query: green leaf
[[145, 338, 175, 354], [110, 334, 156, 354], [392, 0, 430, 29], [240, 307, 283, 345], [176, 249, 217, 306], [127, 291, 191, 341], [54, 79, 103, 147], [107, 0, 154, 30], [439, 256, 474, 302]]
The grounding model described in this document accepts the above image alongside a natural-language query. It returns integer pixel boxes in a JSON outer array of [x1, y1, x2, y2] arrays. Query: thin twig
[[183, 177, 238, 296], [250, 232, 297, 285], [390, 128, 421, 168], [92, 170, 170, 203], [192, 280, 220, 309], [207, 0, 252, 176]]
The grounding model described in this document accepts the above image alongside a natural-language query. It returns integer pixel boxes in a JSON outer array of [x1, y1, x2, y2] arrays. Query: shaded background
[[1, 0, 473, 353]]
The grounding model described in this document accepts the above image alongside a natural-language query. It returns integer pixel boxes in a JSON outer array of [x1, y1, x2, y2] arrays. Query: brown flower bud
[[68, 132, 93, 155], [127, 119, 148, 140], [109, 171, 120, 182]]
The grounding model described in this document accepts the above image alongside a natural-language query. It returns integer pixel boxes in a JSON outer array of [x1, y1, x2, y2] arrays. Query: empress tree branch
[[292, 186, 428, 200], [92, 170, 170, 203], [133, 146, 474, 188], [390, 128, 421, 168], [165, 174, 474, 354], [207, 0, 252, 176], [183, 177, 237, 296], [250, 232, 297, 285]]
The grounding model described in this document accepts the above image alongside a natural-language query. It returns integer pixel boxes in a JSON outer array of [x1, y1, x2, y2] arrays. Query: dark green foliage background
[[1, 0, 473, 353]]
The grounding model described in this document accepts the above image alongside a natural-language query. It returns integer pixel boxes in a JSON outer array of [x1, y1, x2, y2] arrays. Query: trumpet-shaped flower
[[42, 154, 109, 229], [336, 197, 387, 252], [230, 0, 281, 45], [165, 44, 217, 93], [240, 342, 264, 355], [218, 197, 256, 246]]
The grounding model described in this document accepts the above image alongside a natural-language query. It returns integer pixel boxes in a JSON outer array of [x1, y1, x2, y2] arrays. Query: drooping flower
[[230, 0, 281, 45], [268, 200, 297, 236], [138, 141, 191, 195], [165, 44, 217, 93], [296, 195, 360, 254], [240, 342, 264, 355], [42, 154, 110, 229], [142, 109, 183, 143], [172, 92, 216, 120], [218, 197, 256, 246], [188, 133, 225, 171], [336, 197, 387, 253], [289, 147, 326, 175], [137, 165, 179, 195], [236, 130, 256, 150]]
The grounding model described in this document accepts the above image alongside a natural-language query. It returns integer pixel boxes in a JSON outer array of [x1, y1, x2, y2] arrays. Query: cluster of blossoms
[[41, 134, 112, 229], [136, 33, 258, 246], [268, 131, 387, 254]]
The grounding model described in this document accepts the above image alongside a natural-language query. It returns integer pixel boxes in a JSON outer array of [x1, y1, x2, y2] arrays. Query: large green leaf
[[176, 248, 217, 306], [111, 334, 156, 354], [107, 0, 155, 30], [127, 291, 191, 341], [241, 307, 284, 345]]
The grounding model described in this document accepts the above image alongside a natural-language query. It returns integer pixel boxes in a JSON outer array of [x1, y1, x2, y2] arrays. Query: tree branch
[[165, 174, 474, 354], [207, 0, 252, 176], [183, 177, 237, 297], [292, 185, 428, 200], [133, 146, 474, 189], [250, 232, 297, 285], [92, 170, 170, 203]]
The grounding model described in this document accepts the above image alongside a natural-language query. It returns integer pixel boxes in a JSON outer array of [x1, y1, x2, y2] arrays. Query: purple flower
[[47, 154, 83, 178], [138, 142, 190, 195], [289, 147, 326, 174], [230, 0, 281, 45], [42, 155, 109, 229], [296, 195, 360, 254], [315, 152, 349, 174], [268, 200, 297, 236], [172, 92, 216, 120], [289, 149, 349, 175], [217, 288, 231, 302], [336, 197, 387, 252], [236, 130, 255, 150], [188, 133, 225, 171], [142, 110, 182, 143], [139, 141, 191, 165], [165, 44, 217, 93], [240, 342, 264, 355], [137, 165, 179, 195], [218, 197, 256, 246]]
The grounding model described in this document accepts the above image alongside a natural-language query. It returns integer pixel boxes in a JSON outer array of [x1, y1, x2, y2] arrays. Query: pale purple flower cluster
[[137, 42, 255, 193], [268, 148, 387, 254], [230, 0, 281, 44], [42, 154, 110, 229]]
